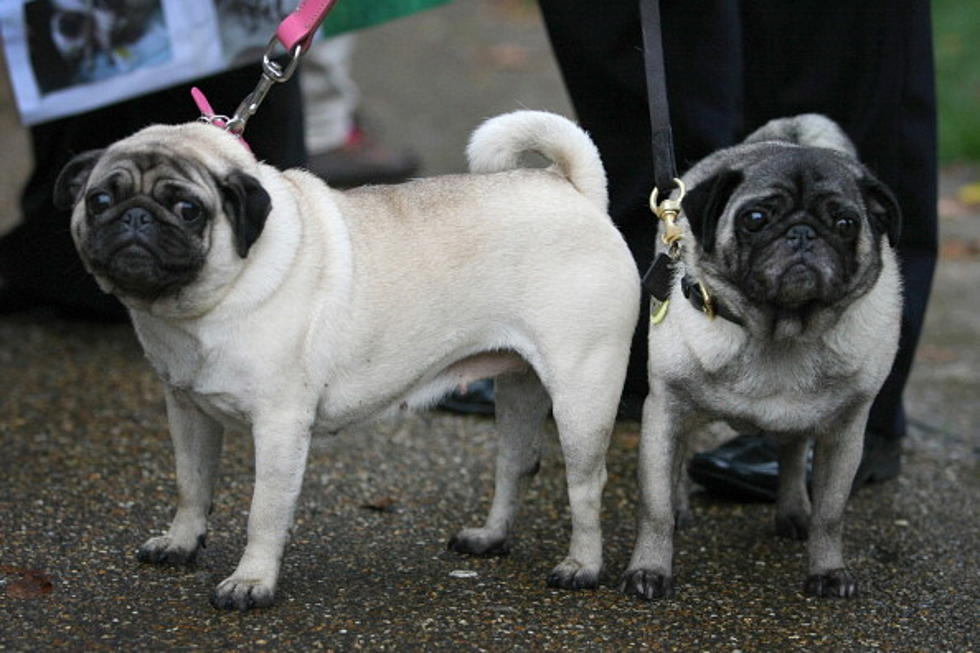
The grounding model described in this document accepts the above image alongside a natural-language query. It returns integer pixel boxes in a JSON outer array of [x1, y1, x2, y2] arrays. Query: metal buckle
[[696, 280, 716, 320], [224, 37, 303, 136], [649, 178, 686, 259]]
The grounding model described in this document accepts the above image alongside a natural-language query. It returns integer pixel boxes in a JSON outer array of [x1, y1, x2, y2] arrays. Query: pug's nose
[[121, 207, 153, 232], [785, 224, 816, 252]]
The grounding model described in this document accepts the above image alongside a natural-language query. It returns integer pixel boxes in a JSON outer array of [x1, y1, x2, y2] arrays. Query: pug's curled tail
[[467, 110, 608, 213], [744, 113, 858, 158]]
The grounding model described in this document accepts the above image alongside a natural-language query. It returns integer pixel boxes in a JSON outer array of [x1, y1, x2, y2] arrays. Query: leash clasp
[[225, 37, 303, 136], [650, 178, 686, 259]]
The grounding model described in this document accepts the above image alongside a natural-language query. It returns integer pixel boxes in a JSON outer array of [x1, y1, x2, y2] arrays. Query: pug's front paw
[[804, 568, 857, 598], [546, 558, 600, 590], [137, 533, 205, 565], [619, 568, 675, 600], [210, 575, 276, 611], [446, 528, 510, 557]]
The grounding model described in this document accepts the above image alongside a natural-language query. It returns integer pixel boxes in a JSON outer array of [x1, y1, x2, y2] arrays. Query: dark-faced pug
[[55, 111, 640, 610], [621, 114, 902, 600]]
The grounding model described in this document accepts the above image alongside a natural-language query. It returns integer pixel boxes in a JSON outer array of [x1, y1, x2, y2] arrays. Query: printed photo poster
[[0, 0, 301, 125], [1, 0, 452, 125]]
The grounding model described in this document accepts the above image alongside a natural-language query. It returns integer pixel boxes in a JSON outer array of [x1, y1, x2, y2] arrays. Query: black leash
[[639, 0, 677, 198], [638, 0, 742, 327]]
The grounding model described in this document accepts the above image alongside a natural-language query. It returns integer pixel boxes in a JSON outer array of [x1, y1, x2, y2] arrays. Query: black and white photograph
[[23, 0, 171, 94], [214, 0, 298, 66]]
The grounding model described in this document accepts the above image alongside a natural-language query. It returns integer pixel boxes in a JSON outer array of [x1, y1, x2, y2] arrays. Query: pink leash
[[192, 0, 342, 149]]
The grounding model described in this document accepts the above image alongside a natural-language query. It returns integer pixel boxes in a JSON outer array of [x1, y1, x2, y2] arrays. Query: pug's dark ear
[[53, 149, 105, 210], [221, 171, 271, 258], [859, 175, 902, 247], [681, 168, 743, 254]]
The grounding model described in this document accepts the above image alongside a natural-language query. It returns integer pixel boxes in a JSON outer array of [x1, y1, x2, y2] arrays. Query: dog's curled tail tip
[[744, 113, 857, 157], [467, 110, 609, 213]]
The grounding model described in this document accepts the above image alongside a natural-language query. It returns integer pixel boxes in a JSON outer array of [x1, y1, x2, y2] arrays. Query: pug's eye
[[835, 215, 858, 239], [174, 200, 202, 222], [86, 192, 113, 214], [737, 209, 768, 233]]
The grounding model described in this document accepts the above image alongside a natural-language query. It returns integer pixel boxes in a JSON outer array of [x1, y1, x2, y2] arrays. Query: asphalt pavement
[[1, 2, 977, 650]]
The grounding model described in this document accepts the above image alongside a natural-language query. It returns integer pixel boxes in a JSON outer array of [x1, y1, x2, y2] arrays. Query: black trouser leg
[[538, 0, 742, 407], [739, 0, 938, 443]]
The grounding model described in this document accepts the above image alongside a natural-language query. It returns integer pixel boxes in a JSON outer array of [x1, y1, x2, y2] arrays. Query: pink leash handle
[[193, 0, 341, 148], [276, 0, 342, 53]]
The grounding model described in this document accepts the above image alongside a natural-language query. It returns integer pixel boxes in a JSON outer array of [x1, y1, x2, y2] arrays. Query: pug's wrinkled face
[[55, 137, 271, 303], [682, 147, 901, 312]]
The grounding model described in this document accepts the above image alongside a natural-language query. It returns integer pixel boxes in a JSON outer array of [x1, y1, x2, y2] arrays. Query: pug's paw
[[619, 568, 675, 600], [804, 568, 858, 598], [775, 511, 809, 540], [210, 575, 276, 611], [546, 558, 600, 590], [446, 528, 510, 557], [137, 533, 205, 565]]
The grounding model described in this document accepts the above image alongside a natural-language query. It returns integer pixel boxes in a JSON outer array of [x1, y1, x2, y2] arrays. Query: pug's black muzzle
[[83, 203, 205, 299], [744, 222, 854, 310]]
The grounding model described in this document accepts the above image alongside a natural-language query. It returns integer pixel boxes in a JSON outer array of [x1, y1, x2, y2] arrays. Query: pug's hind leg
[[138, 388, 223, 565], [448, 370, 550, 557], [546, 349, 625, 591], [775, 437, 811, 540]]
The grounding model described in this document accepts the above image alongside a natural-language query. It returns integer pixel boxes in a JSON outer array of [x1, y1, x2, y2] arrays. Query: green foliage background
[[934, 0, 980, 163]]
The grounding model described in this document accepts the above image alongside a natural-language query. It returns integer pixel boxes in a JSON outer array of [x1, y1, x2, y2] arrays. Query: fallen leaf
[[939, 238, 980, 260], [957, 182, 980, 207], [937, 197, 969, 219], [3, 569, 54, 599], [616, 430, 641, 448], [485, 43, 531, 69], [361, 497, 397, 513], [916, 345, 957, 364]]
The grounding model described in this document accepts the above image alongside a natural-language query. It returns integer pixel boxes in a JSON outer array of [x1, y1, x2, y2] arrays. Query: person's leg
[[744, 0, 937, 459], [0, 62, 306, 320], [691, 0, 938, 496], [299, 34, 419, 188], [538, 0, 742, 417], [301, 34, 360, 154]]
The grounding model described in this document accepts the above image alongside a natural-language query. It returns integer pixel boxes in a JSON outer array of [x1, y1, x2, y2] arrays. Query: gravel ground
[[1, 1, 978, 650]]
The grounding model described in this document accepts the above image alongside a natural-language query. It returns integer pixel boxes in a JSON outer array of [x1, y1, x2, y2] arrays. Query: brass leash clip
[[649, 178, 686, 259], [646, 178, 686, 326]]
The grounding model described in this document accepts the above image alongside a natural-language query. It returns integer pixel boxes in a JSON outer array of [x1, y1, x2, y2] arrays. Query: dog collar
[[680, 273, 744, 326], [642, 253, 743, 327], [192, 88, 251, 151]]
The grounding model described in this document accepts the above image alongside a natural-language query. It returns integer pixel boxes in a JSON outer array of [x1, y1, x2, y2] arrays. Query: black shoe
[[0, 282, 37, 315], [688, 434, 781, 502], [437, 379, 495, 415], [436, 382, 648, 421], [851, 433, 902, 487], [688, 432, 902, 503]]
